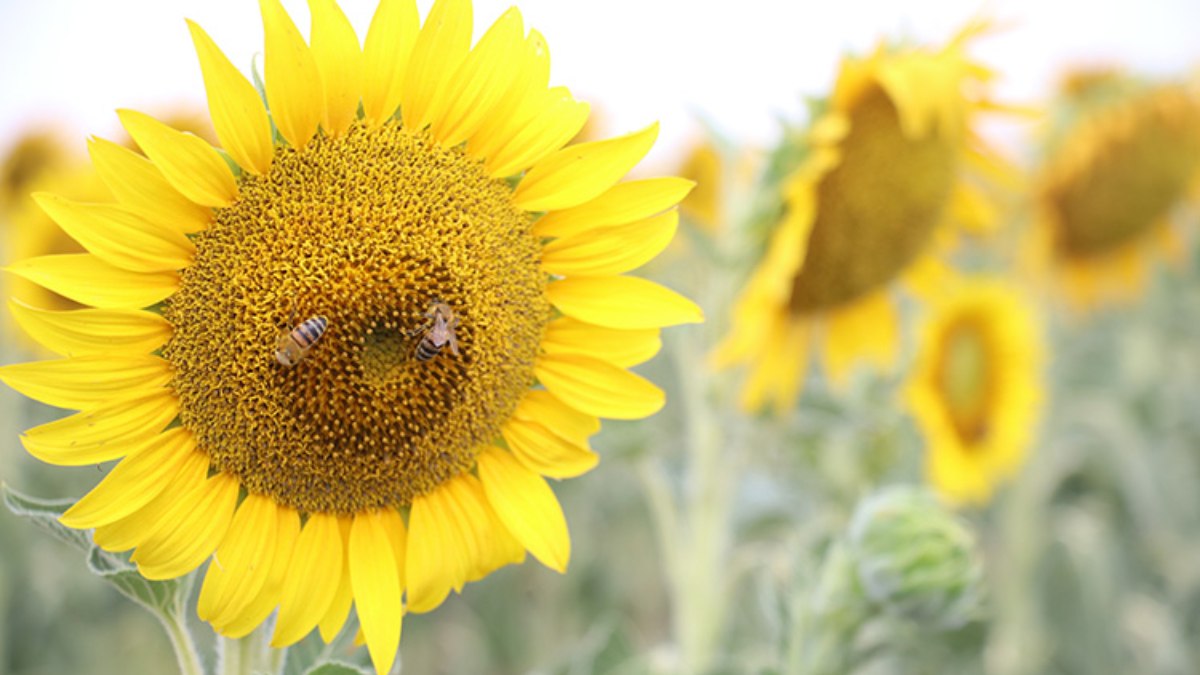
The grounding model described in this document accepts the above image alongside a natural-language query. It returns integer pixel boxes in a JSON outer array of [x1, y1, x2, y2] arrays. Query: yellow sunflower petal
[[501, 417, 598, 479], [467, 475, 527, 580], [439, 476, 489, 589], [484, 86, 590, 179], [442, 474, 523, 582], [823, 292, 899, 385], [91, 450, 211, 552], [349, 509, 404, 675], [468, 28, 550, 162], [512, 123, 659, 212], [541, 317, 660, 368], [6, 254, 178, 310], [271, 513, 343, 647], [8, 300, 171, 357], [308, 0, 362, 135], [477, 447, 569, 573], [131, 472, 239, 580], [401, 0, 472, 132], [217, 506, 300, 637], [533, 177, 695, 239], [541, 209, 678, 277], [737, 312, 795, 413], [21, 388, 178, 466], [535, 353, 664, 420], [318, 518, 355, 643], [186, 19, 273, 175], [86, 136, 212, 234], [0, 355, 172, 410], [547, 276, 703, 329], [117, 109, 237, 208], [198, 494, 280, 625], [360, 0, 419, 124], [59, 428, 196, 529], [512, 389, 600, 445], [260, 0, 324, 149], [429, 7, 522, 146], [405, 486, 466, 613], [32, 194, 194, 273]]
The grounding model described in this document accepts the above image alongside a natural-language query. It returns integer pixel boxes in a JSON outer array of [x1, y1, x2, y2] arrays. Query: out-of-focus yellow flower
[[1030, 68, 1200, 312], [678, 138, 724, 231], [1, 129, 95, 319], [714, 21, 1015, 413], [0, 2, 701, 674], [1, 112, 219, 351], [906, 279, 1042, 505]]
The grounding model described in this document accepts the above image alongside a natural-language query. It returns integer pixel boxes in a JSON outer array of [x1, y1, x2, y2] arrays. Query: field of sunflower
[[0, 1, 1198, 674]]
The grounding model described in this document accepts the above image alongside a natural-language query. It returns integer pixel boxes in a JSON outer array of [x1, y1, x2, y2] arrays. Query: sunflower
[[712, 22, 1012, 413], [906, 279, 1042, 505], [0, 1, 701, 673], [1031, 68, 1200, 311]]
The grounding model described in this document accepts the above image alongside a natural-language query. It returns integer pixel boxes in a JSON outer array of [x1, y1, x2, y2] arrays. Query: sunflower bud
[[847, 486, 983, 629]]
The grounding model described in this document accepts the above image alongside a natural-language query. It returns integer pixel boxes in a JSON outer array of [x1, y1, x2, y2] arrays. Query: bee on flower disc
[[414, 302, 460, 362], [275, 315, 328, 366]]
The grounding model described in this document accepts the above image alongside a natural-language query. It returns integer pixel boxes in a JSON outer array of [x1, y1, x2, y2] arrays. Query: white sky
[[0, 0, 1197, 167]]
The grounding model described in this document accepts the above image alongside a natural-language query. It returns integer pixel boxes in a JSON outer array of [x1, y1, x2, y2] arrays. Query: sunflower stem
[[264, 643, 287, 675], [159, 609, 206, 675], [218, 633, 259, 675], [660, 325, 736, 674]]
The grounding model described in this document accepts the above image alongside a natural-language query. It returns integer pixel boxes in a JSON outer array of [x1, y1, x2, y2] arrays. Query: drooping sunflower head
[[714, 20, 1011, 412], [1, 1, 701, 673], [1032, 68, 1200, 311], [906, 279, 1043, 505]]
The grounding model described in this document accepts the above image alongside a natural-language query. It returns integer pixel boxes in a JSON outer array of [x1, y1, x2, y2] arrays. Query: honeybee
[[275, 315, 329, 366], [414, 302, 460, 362]]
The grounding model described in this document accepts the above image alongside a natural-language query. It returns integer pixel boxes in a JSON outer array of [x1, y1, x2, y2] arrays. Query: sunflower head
[[1033, 68, 1200, 310], [715, 20, 1010, 412], [906, 279, 1043, 505], [1, 2, 701, 673], [848, 486, 983, 628]]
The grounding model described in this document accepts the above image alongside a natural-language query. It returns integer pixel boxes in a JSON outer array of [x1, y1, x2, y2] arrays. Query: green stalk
[[159, 611, 206, 675]]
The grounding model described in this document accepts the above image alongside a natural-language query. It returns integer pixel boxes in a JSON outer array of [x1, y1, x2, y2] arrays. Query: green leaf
[[302, 663, 372, 675], [3, 483, 186, 618], [2, 483, 90, 552], [87, 546, 185, 616]]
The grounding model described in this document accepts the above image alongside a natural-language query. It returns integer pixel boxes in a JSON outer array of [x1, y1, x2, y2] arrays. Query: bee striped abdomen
[[275, 315, 329, 366], [413, 302, 460, 363], [292, 316, 328, 348], [415, 336, 442, 362]]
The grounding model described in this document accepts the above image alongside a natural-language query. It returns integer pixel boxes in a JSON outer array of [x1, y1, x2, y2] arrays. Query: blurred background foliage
[[2, 24, 1200, 675]]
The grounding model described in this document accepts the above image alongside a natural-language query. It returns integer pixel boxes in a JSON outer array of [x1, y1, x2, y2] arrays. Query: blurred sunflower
[[1031, 69, 1200, 311], [1, 129, 92, 317], [678, 137, 724, 231], [3, 113, 219, 325], [713, 21, 1013, 412], [0, 1, 700, 673], [906, 279, 1042, 505]]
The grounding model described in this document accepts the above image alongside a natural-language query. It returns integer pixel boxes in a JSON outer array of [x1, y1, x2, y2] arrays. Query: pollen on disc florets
[[788, 85, 957, 314], [163, 122, 549, 515]]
